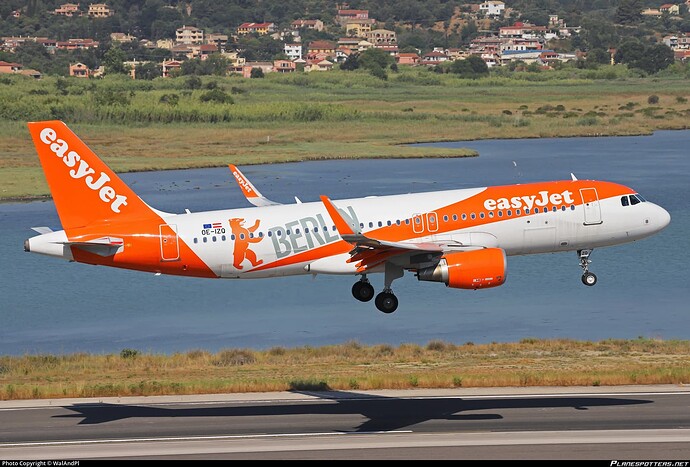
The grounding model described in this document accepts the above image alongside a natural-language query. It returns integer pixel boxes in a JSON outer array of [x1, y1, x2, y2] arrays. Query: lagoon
[[0, 130, 688, 355]]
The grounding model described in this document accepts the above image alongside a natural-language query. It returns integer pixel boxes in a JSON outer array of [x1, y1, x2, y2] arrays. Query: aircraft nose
[[656, 204, 671, 231]]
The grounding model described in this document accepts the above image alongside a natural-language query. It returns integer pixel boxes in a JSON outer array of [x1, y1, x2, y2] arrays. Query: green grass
[[1, 338, 689, 400]]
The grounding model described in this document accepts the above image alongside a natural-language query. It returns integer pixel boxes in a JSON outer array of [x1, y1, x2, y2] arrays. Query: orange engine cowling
[[416, 248, 507, 289]]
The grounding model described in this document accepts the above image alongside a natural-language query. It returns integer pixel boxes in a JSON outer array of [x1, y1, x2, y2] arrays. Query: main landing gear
[[578, 249, 597, 286], [352, 277, 375, 302], [351, 264, 404, 314]]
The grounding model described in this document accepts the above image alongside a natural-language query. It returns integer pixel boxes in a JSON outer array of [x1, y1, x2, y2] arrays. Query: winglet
[[320, 195, 360, 236], [228, 164, 281, 207]]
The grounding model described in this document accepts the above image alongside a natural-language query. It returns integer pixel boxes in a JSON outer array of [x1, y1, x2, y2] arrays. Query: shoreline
[[4, 126, 683, 205]]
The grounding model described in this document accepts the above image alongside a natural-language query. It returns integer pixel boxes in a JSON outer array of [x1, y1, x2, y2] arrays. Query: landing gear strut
[[352, 276, 374, 302], [374, 263, 404, 314], [578, 249, 597, 286]]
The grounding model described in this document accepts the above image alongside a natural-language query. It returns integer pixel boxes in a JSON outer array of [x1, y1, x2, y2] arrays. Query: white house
[[284, 43, 302, 60], [479, 1, 505, 17]]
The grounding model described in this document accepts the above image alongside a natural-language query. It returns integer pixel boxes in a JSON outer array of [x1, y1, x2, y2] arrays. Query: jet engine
[[416, 248, 507, 289]]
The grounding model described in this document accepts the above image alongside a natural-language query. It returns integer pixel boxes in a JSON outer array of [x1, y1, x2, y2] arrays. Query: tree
[[616, 0, 643, 24], [368, 63, 388, 80], [340, 52, 360, 71], [358, 48, 393, 71], [586, 48, 611, 67], [637, 44, 675, 74], [614, 38, 646, 65], [103, 46, 127, 75], [250, 67, 264, 78], [135, 62, 161, 80]]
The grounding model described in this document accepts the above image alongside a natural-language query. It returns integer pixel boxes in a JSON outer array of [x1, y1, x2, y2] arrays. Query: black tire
[[352, 281, 375, 302], [581, 272, 597, 286], [375, 292, 398, 314]]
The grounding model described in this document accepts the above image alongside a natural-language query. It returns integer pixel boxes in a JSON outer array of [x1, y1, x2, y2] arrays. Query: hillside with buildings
[[0, 0, 688, 79]]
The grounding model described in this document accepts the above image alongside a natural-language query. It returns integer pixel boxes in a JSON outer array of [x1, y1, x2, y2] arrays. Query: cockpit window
[[621, 196, 629, 207], [630, 195, 640, 205], [634, 193, 646, 202]]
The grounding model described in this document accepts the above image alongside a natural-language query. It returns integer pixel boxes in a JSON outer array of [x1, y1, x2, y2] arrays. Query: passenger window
[[212, 236, 217, 242], [543, 207, 548, 213], [258, 232, 263, 238], [295, 229, 300, 234], [516, 209, 521, 215], [429, 215, 435, 223], [249, 233, 254, 238], [305, 228, 309, 233], [240, 233, 245, 240], [507, 210, 512, 216], [222, 235, 226, 241], [525, 208, 530, 214], [570, 205, 575, 211], [405, 219, 410, 225], [396, 219, 401, 225], [480, 212, 485, 219], [443, 215, 448, 222], [452, 214, 458, 221], [561, 206, 566, 211], [203, 237, 207, 243], [498, 211, 503, 217], [193, 238, 198, 244], [267, 231, 272, 237], [360, 223, 364, 228], [369, 222, 374, 228], [470, 213, 476, 219], [552, 206, 557, 212], [489, 212, 494, 218], [332, 225, 336, 231], [231, 234, 236, 240], [387, 220, 391, 226], [461, 214, 467, 220], [286, 230, 291, 235], [378, 221, 383, 227], [414, 218, 420, 224]]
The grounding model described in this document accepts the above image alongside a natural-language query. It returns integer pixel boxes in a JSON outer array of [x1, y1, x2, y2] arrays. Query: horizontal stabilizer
[[63, 236, 124, 257], [31, 226, 54, 234]]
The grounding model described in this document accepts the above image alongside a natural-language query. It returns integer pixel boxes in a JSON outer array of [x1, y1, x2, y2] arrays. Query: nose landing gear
[[578, 249, 597, 286]]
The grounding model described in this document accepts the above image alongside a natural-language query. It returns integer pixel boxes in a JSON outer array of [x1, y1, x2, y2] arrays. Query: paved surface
[[1, 385, 690, 459]]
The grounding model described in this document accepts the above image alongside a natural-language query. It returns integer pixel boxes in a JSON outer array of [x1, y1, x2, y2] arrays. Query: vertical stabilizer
[[27, 120, 156, 230]]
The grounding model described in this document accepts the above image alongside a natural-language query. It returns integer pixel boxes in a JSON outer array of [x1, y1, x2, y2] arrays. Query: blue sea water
[[0, 130, 687, 355]]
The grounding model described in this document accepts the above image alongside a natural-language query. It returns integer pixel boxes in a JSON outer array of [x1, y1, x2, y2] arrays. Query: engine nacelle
[[416, 248, 507, 289]]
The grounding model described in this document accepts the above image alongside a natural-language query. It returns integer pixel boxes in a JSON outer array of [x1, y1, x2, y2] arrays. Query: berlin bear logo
[[229, 218, 263, 270]]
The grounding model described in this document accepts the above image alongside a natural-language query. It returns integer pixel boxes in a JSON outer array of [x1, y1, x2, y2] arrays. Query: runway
[[1, 385, 690, 459]]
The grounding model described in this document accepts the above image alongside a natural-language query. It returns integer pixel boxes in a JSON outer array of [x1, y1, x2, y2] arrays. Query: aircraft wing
[[228, 164, 281, 207], [320, 195, 461, 273]]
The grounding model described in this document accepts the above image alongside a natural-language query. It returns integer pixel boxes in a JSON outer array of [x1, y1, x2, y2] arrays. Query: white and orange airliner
[[25, 121, 671, 313]]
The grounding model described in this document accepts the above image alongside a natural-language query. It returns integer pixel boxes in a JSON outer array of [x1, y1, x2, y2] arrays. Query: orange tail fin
[[28, 120, 156, 230]]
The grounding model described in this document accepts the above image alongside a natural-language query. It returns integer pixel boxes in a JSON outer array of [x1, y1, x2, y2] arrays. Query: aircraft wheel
[[352, 281, 375, 302], [375, 292, 398, 314], [581, 272, 597, 286]]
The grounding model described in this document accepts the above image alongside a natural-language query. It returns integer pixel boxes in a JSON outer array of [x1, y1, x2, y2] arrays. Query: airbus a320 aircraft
[[25, 121, 671, 313]]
